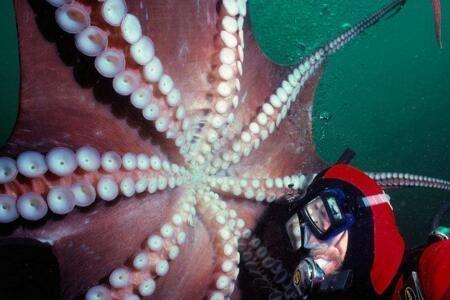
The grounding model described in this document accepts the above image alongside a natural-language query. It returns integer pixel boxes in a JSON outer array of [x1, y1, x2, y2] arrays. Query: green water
[[250, 0, 450, 245], [0, 1, 19, 146], [1, 0, 449, 245]]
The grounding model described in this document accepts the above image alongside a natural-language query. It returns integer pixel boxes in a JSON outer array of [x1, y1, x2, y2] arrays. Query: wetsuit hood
[[319, 164, 405, 297]]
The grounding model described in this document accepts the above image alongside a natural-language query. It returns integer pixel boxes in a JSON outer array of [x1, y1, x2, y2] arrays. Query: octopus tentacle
[[207, 173, 308, 203], [184, 0, 248, 167], [48, 0, 191, 160], [209, 50, 323, 174], [85, 188, 197, 300], [432, 0, 443, 48], [196, 189, 243, 299], [238, 231, 296, 300], [366, 171, 450, 191], [210, 0, 407, 173], [0, 146, 186, 224]]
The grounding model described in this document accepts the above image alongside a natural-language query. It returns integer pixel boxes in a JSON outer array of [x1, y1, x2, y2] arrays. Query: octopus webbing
[[1, 0, 449, 299]]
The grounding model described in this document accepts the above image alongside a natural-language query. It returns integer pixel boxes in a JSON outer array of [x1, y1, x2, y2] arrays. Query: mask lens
[[326, 196, 343, 220], [305, 196, 331, 233], [285, 214, 303, 250]]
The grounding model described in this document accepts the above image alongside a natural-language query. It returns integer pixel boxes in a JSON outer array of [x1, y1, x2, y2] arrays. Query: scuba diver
[[286, 149, 450, 300], [238, 149, 450, 300]]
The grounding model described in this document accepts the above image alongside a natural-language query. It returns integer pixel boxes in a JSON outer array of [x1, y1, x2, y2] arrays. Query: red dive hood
[[322, 164, 405, 295]]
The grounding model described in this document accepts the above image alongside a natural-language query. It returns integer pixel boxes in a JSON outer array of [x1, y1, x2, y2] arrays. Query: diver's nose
[[303, 228, 324, 249]]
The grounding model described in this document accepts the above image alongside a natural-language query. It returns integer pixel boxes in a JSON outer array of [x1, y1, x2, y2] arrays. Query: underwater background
[[1, 0, 449, 246]]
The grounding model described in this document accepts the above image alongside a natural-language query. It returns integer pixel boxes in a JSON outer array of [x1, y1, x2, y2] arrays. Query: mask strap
[[361, 193, 393, 210]]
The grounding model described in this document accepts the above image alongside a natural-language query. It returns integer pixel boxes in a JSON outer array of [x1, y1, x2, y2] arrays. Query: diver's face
[[305, 196, 332, 231], [301, 193, 348, 274], [308, 230, 348, 275]]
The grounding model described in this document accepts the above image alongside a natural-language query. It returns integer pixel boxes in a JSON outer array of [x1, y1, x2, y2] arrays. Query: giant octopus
[[1, 0, 449, 300]]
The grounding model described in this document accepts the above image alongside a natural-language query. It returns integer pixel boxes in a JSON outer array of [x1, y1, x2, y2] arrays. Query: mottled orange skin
[[432, 0, 443, 48]]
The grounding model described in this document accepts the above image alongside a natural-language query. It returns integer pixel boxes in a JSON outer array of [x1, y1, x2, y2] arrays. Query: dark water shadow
[[0, 238, 60, 300], [238, 200, 302, 299]]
